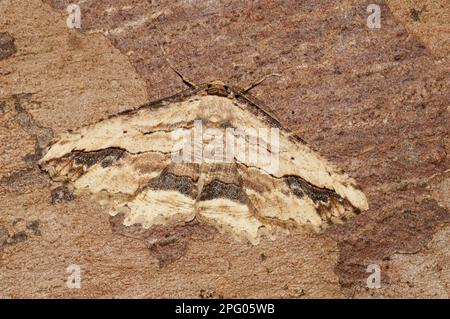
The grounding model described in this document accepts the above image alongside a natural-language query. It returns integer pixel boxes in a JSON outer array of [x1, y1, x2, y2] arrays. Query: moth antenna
[[159, 44, 198, 89], [242, 73, 282, 93]]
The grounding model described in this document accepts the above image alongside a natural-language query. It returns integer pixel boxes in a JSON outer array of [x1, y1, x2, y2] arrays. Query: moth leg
[[242, 73, 282, 93], [159, 44, 198, 89]]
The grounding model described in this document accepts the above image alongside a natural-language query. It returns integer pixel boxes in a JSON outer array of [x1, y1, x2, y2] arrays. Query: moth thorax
[[207, 80, 228, 97], [199, 95, 233, 123]]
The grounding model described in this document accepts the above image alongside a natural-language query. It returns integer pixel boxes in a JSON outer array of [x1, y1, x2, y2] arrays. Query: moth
[[39, 61, 368, 245]]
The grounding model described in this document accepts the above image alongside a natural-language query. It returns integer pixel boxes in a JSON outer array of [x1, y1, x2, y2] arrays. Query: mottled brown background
[[0, 0, 448, 298]]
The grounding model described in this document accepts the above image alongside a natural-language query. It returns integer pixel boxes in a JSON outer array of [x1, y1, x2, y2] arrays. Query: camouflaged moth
[[40, 65, 368, 245]]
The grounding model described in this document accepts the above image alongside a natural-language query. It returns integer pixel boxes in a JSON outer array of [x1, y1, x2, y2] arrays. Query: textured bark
[[0, 0, 448, 298]]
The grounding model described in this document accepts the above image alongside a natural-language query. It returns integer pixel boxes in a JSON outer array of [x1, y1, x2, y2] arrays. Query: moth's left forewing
[[41, 98, 204, 163], [38, 98, 203, 209]]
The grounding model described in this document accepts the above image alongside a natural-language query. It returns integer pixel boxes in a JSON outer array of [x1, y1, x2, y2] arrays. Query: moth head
[[207, 80, 228, 97]]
